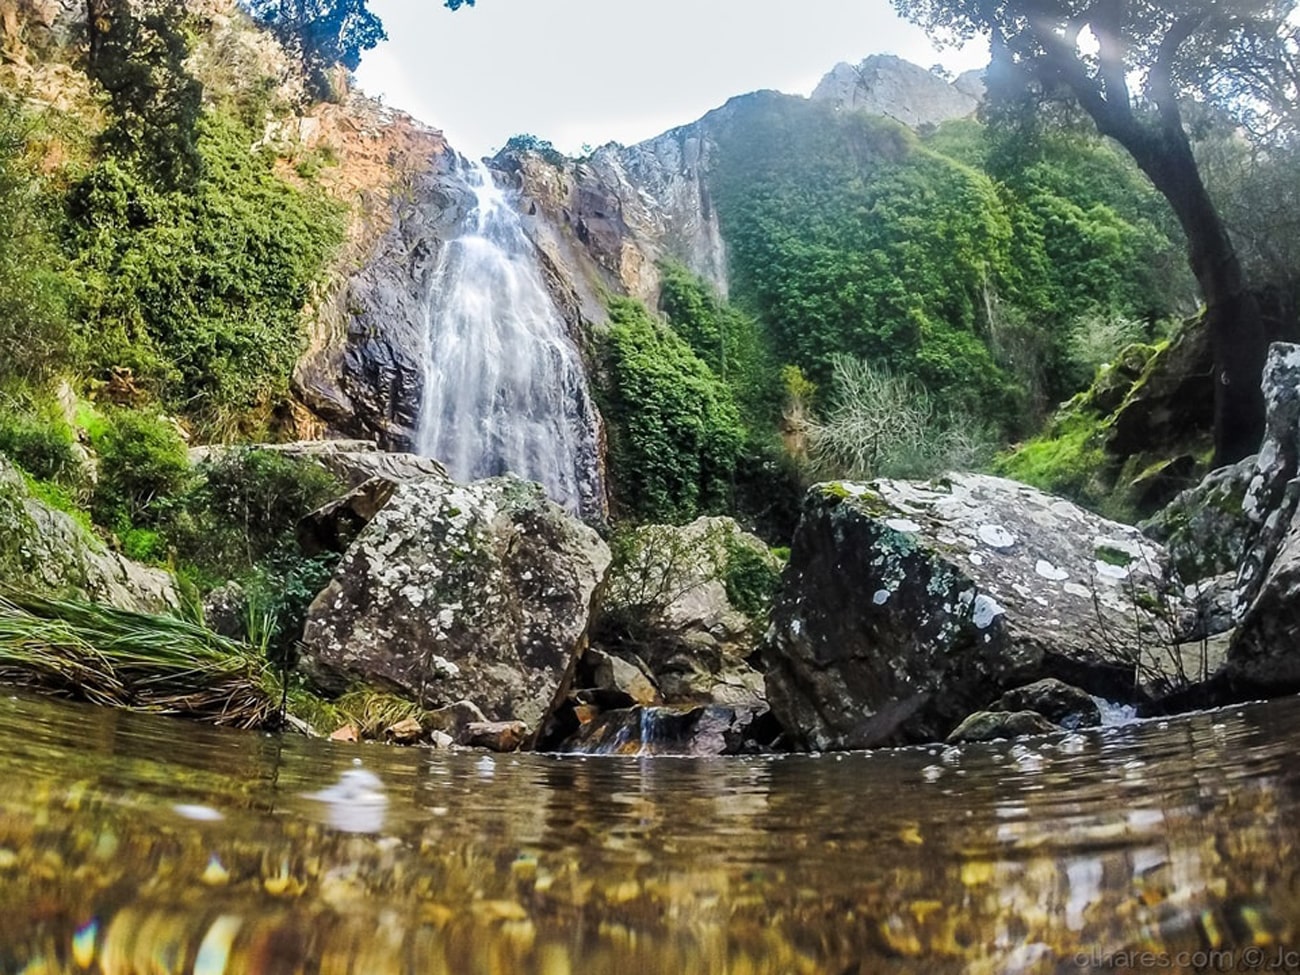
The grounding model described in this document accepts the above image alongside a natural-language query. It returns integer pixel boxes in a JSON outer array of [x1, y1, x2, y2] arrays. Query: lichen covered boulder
[[300, 475, 610, 734], [0, 457, 175, 612], [763, 474, 1179, 749]]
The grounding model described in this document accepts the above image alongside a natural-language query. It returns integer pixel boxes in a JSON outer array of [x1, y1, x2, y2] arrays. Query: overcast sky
[[353, 0, 990, 158]]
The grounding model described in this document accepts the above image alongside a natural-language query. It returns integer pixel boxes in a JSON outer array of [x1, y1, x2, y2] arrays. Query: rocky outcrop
[[300, 475, 610, 735], [1227, 344, 1300, 691], [0, 457, 175, 612], [763, 474, 1183, 749], [295, 152, 472, 448], [503, 123, 731, 306], [810, 55, 979, 127]]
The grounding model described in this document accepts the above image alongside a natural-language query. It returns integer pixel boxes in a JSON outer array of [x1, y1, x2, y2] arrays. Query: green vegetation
[[597, 297, 745, 523], [722, 535, 781, 619], [699, 95, 1185, 451], [997, 409, 1107, 505], [657, 262, 776, 426], [90, 409, 192, 532], [0, 590, 279, 727], [66, 113, 345, 436]]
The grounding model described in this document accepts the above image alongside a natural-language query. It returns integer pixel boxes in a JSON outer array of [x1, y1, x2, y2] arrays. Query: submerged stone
[[946, 710, 1060, 743]]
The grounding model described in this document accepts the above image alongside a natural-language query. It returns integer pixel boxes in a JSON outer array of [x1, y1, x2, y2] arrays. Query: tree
[[892, 0, 1299, 463], [246, 0, 387, 95], [85, 0, 203, 189]]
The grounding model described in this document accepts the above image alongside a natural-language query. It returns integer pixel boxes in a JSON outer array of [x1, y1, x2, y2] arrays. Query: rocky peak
[[810, 54, 980, 128]]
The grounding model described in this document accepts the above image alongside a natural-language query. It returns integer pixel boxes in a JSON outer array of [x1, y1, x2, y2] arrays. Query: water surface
[[3, 690, 1300, 973]]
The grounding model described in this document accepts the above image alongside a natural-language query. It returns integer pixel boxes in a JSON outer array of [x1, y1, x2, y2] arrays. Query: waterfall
[[416, 161, 602, 516]]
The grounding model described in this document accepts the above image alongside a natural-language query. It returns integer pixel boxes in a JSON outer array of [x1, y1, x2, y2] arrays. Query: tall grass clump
[[0, 590, 280, 727], [808, 354, 992, 479]]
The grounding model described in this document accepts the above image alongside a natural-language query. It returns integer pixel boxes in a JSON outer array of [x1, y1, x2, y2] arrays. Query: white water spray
[[416, 161, 601, 514]]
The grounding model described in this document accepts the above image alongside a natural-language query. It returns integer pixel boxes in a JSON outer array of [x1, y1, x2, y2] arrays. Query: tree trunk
[[1125, 132, 1267, 465]]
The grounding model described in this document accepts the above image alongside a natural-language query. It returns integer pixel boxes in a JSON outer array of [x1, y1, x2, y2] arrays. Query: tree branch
[[1149, 12, 1208, 133], [1092, 0, 1133, 120]]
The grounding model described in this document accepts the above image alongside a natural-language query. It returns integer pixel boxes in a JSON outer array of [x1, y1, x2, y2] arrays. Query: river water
[[3, 690, 1300, 974]]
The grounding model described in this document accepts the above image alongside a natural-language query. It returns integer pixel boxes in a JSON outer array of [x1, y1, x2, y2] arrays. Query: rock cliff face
[[296, 151, 471, 448], [810, 55, 980, 127]]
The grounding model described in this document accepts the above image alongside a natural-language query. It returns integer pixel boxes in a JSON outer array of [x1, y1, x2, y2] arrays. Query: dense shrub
[[808, 355, 993, 480], [721, 535, 781, 619], [657, 263, 776, 426], [0, 410, 80, 485], [0, 101, 74, 392], [65, 111, 345, 434], [597, 298, 745, 523], [91, 409, 192, 530], [170, 448, 343, 580]]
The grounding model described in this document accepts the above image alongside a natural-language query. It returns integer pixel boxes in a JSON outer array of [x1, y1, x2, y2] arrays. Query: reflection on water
[[2, 690, 1300, 973]]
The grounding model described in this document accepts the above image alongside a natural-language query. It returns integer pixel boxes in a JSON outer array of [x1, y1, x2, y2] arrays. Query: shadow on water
[[3, 689, 1300, 972]]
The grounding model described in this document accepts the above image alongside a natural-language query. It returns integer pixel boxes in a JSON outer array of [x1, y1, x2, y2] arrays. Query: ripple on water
[[0, 691, 1297, 972]]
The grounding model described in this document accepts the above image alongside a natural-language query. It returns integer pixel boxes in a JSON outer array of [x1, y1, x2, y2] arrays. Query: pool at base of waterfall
[[2, 689, 1299, 974]]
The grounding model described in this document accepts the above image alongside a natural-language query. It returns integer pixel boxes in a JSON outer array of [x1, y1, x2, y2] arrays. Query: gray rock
[[1142, 457, 1255, 586], [946, 710, 1060, 744], [0, 457, 176, 612], [810, 55, 979, 128], [583, 647, 659, 707], [202, 581, 246, 640], [992, 679, 1099, 729], [596, 517, 775, 709], [763, 474, 1183, 749], [294, 151, 472, 448], [1228, 344, 1300, 692], [191, 440, 448, 491], [298, 476, 399, 557], [300, 475, 610, 735]]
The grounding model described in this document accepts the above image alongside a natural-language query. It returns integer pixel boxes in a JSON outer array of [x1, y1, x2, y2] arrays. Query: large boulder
[[1227, 344, 1300, 691], [300, 475, 610, 735], [762, 474, 1182, 749], [0, 457, 175, 612], [593, 517, 777, 708]]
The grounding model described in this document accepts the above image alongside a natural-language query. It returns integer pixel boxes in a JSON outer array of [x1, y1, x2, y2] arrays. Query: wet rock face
[[300, 475, 610, 734], [295, 155, 473, 448], [0, 457, 175, 612], [763, 474, 1179, 749], [560, 705, 767, 757]]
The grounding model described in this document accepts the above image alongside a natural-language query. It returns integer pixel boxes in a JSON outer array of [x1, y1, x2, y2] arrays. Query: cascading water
[[416, 160, 602, 516]]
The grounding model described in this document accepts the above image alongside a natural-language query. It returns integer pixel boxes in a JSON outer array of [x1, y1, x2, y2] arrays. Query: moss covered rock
[[0, 457, 175, 611]]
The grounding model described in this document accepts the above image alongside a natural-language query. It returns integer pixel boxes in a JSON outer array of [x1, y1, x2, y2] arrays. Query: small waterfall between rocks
[[416, 161, 602, 516]]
